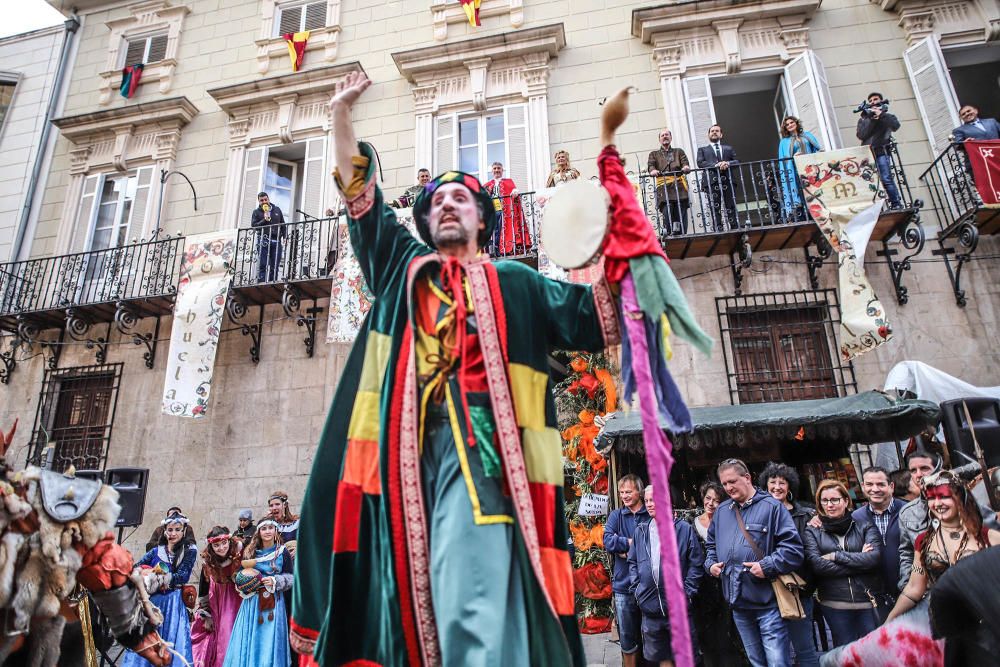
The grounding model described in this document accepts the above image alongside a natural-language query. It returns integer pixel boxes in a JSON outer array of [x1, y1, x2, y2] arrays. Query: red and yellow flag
[[460, 0, 482, 26], [283, 31, 310, 72]]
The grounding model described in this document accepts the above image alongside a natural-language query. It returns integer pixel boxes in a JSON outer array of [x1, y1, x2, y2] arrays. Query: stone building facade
[[0, 0, 998, 557]]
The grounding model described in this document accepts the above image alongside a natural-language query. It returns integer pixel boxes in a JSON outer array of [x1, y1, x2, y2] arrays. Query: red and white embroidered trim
[[592, 273, 621, 347], [346, 175, 377, 219]]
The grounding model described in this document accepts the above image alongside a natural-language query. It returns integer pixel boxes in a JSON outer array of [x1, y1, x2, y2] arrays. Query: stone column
[[652, 45, 690, 156], [148, 129, 180, 239], [523, 55, 551, 191], [54, 147, 92, 254], [413, 85, 437, 176], [220, 118, 250, 230]]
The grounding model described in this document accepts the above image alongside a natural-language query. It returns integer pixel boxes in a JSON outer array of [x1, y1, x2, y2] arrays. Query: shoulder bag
[[734, 505, 807, 620]]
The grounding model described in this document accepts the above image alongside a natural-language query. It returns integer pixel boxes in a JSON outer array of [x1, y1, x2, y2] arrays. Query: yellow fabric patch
[[342, 438, 381, 495], [347, 391, 380, 443], [333, 154, 372, 200], [508, 363, 548, 431], [358, 331, 392, 394], [522, 428, 563, 486]]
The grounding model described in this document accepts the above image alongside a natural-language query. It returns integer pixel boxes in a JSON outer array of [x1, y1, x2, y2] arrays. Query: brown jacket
[[647, 148, 690, 202]]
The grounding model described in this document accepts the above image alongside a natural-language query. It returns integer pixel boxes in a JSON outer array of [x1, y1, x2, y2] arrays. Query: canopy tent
[[597, 391, 941, 456]]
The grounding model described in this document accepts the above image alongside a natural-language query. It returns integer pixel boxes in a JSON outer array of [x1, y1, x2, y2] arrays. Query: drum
[[234, 568, 263, 598], [539, 180, 610, 269]]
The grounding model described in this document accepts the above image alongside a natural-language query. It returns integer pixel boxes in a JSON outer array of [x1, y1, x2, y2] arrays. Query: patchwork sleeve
[[333, 141, 427, 296], [538, 272, 620, 351]]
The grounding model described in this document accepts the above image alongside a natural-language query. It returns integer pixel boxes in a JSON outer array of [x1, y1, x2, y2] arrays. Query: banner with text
[[162, 231, 237, 417]]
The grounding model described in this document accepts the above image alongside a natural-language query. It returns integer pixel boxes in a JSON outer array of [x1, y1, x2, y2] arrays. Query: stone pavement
[[582, 632, 623, 667]]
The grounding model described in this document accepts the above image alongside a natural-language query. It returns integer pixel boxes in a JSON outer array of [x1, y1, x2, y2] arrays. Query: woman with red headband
[[192, 526, 243, 667], [887, 471, 999, 621]]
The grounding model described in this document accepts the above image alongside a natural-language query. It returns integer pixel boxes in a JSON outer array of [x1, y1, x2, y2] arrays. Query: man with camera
[[855, 92, 902, 209]]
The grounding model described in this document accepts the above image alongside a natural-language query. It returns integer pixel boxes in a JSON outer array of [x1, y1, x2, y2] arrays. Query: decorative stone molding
[[52, 96, 198, 173], [871, 0, 998, 46], [430, 0, 524, 42], [98, 1, 189, 106], [413, 85, 438, 113], [207, 62, 363, 147], [255, 0, 342, 75], [633, 0, 819, 75], [392, 24, 565, 111]]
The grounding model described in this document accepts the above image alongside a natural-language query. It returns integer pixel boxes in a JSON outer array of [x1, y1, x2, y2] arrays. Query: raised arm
[[331, 72, 371, 182]]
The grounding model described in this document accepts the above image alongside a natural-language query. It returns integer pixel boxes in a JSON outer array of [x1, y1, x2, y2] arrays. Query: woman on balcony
[[777, 116, 822, 222], [545, 149, 581, 187]]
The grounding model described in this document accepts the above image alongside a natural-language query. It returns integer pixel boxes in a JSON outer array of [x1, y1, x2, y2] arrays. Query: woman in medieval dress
[[222, 520, 294, 667], [122, 514, 198, 667], [192, 526, 243, 667]]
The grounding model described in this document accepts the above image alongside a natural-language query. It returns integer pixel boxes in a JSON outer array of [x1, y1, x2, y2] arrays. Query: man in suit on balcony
[[250, 191, 287, 282], [952, 104, 1000, 142], [696, 125, 739, 232]]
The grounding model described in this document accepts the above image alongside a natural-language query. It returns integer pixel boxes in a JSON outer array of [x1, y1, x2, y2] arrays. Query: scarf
[[820, 513, 852, 535]]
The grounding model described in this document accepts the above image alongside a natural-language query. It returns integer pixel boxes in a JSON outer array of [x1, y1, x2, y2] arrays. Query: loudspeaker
[[940, 398, 1000, 469], [75, 469, 104, 483], [106, 468, 149, 528]]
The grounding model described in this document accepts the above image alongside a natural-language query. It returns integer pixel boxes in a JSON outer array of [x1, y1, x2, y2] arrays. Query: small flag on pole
[[460, 0, 482, 26], [120, 63, 144, 99], [283, 31, 310, 72]]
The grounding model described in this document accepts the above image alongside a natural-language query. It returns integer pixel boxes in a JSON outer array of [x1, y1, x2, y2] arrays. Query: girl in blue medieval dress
[[222, 519, 294, 667], [777, 115, 822, 222], [123, 514, 198, 667]]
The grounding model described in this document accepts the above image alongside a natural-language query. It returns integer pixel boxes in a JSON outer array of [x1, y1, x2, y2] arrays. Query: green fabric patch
[[629, 254, 714, 357], [468, 405, 501, 478]]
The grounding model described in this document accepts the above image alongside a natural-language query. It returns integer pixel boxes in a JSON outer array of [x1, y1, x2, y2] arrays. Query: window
[[275, 0, 327, 37], [28, 364, 123, 473], [435, 106, 530, 188], [78, 167, 154, 255], [717, 290, 856, 404], [0, 81, 15, 131], [121, 33, 169, 67], [458, 113, 505, 181]]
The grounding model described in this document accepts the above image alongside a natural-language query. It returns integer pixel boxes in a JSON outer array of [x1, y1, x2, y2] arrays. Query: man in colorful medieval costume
[[291, 71, 620, 666], [483, 161, 530, 257]]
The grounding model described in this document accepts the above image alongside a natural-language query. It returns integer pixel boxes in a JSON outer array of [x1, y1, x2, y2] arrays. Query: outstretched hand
[[330, 71, 372, 112]]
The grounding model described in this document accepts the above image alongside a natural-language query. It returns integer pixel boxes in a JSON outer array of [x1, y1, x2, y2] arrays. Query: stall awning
[[597, 391, 941, 454]]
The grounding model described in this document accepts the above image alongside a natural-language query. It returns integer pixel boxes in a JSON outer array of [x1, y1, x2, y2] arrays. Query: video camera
[[853, 98, 890, 117]]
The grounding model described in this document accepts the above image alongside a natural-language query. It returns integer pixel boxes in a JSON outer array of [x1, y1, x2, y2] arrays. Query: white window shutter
[[434, 114, 457, 174], [128, 166, 154, 239], [299, 137, 326, 220], [683, 75, 716, 154], [123, 39, 146, 68], [904, 36, 961, 154], [147, 34, 168, 63], [241, 147, 267, 227], [503, 104, 530, 190], [304, 1, 327, 30], [808, 51, 841, 149], [72, 174, 101, 253], [783, 53, 842, 150], [277, 6, 303, 36]]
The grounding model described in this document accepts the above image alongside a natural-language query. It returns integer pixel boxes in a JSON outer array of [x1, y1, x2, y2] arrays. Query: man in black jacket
[[250, 191, 287, 282], [696, 125, 740, 231], [855, 92, 902, 208]]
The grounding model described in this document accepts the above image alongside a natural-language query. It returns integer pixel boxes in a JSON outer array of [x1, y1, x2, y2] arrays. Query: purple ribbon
[[620, 274, 693, 667]]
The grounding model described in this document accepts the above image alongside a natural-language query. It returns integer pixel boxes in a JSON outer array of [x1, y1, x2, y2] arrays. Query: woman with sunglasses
[[803, 480, 883, 647], [887, 471, 999, 622]]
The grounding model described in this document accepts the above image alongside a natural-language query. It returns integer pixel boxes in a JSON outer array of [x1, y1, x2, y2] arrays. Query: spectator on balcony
[[855, 92, 902, 209], [250, 192, 287, 283], [392, 168, 431, 208], [777, 116, 822, 223], [696, 125, 740, 231], [545, 149, 581, 187], [483, 162, 530, 256], [952, 104, 1000, 142], [647, 128, 691, 236]]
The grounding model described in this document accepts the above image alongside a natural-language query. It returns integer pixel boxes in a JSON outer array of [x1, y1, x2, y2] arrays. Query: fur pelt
[[820, 603, 944, 667], [1, 468, 121, 632]]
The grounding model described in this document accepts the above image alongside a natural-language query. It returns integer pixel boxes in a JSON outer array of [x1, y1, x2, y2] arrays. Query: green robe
[[291, 144, 619, 666]]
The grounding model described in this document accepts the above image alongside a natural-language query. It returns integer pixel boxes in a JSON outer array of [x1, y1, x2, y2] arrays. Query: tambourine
[[234, 568, 263, 598], [539, 179, 611, 269]]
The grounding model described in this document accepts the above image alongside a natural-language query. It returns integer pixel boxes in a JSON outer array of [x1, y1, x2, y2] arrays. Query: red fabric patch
[[598, 145, 668, 284], [529, 482, 555, 548], [385, 328, 423, 667], [297, 654, 321, 667], [341, 661, 384, 667], [966, 140, 1000, 205], [332, 482, 363, 553], [483, 263, 509, 363]]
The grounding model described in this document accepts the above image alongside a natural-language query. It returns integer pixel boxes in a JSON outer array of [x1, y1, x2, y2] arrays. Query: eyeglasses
[[820, 497, 845, 505]]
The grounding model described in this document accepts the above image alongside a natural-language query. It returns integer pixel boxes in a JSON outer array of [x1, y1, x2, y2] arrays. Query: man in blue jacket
[[705, 458, 803, 667], [628, 484, 703, 666], [852, 465, 906, 620], [604, 473, 649, 667]]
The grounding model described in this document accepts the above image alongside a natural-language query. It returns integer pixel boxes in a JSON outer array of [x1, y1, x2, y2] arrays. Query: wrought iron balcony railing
[[231, 217, 338, 289], [0, 235, 185, 332]]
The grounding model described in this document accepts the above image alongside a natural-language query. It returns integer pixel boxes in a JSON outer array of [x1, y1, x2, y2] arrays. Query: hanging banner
[[795, 147, 892, 361], [965, 140, 1000, 207], [162, 231, 237, 417]]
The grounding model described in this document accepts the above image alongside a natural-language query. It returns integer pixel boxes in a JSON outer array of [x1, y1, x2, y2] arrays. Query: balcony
[[920, 142, 1000, 307]]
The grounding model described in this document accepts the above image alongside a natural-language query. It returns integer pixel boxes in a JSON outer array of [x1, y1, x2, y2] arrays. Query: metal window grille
[[27, 364, 123, 473], [716, 291, 857, 405]]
